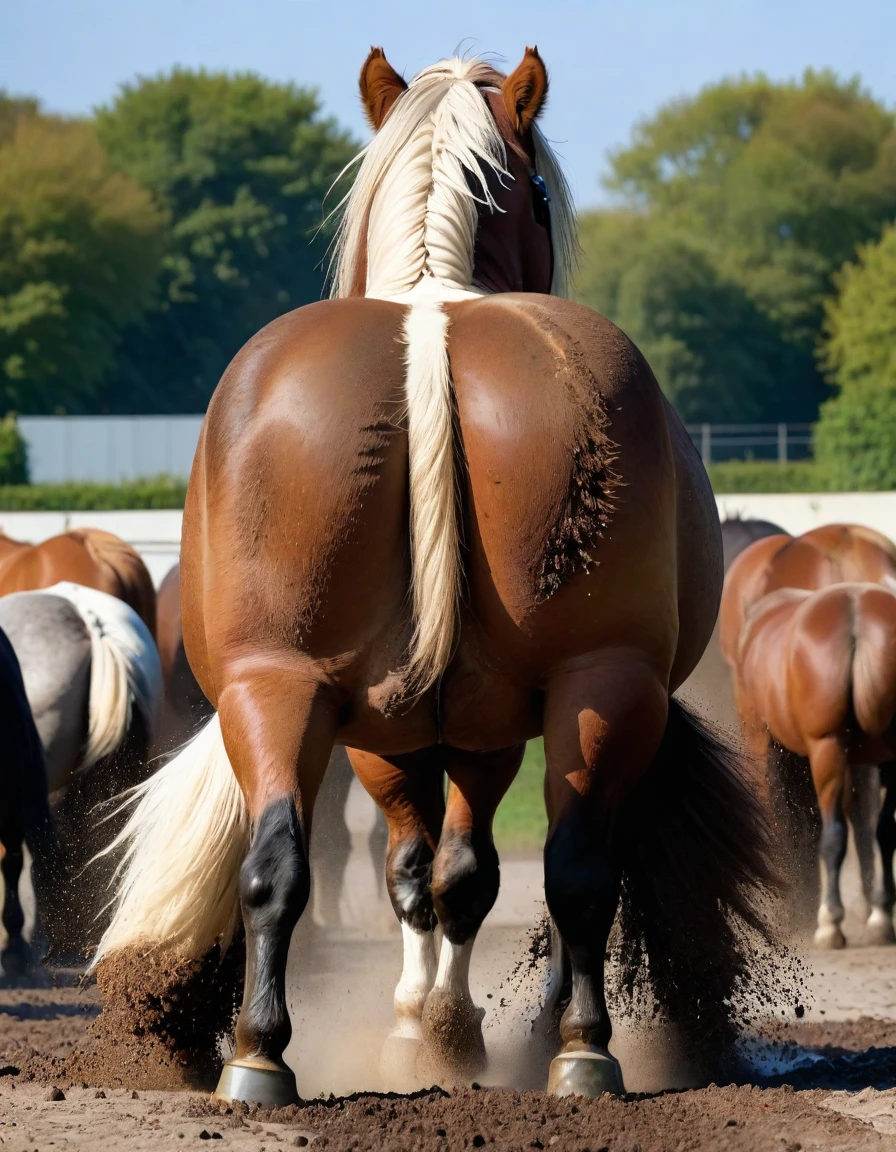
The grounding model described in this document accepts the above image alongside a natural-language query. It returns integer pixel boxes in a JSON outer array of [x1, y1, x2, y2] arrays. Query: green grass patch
[[493, 739, 547, 853]]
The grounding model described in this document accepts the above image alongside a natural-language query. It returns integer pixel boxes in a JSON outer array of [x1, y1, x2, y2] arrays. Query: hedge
[[0, 460, 884, 510], [0, 476, 187, 510], [0, 415, 29, 485]]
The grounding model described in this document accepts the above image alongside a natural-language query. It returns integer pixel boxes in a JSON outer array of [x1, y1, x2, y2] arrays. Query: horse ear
[[502, 46, 549, 134], [359, 47, 408, 130]]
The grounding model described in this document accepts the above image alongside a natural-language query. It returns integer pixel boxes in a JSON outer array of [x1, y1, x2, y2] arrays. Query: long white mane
[[330, 55, 577, 695], [331, 55, 577, 302]]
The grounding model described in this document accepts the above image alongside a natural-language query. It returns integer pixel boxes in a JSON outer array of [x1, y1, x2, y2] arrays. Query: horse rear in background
[[0, 583, 162, 957], [93, 48, 777, 1105], [0, 527, 157, 638], [722, 525, 896, 949]]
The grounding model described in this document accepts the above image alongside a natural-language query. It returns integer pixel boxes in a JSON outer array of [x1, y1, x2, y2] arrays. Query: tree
[[94, 70, 358, 412], [813, 223, 896, 489], [577, 72, 896, 424], [0, 107, 164, 413]]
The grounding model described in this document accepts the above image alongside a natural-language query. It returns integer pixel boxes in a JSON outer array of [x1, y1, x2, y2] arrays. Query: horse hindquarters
[[543, 663, 776, 1093]]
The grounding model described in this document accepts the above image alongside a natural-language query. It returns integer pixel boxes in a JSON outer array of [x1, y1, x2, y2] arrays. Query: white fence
[[4, 494, 896, 590], [19, 416, 204, 484]]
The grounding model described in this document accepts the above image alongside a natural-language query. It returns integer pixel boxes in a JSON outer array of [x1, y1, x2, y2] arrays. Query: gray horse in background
[[0, 582, 162, 960]]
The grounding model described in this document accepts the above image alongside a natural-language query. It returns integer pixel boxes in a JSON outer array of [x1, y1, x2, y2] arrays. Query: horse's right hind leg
[[848, 765, 895, 945], [808, 736, 849, 949], [0, 825, 31, 979]]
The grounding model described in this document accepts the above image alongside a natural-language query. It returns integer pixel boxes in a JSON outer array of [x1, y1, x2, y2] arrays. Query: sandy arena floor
[[5, 783, 896, 1149]]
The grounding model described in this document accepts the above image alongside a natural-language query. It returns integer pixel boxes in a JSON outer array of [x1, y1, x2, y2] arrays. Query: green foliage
[[94, 70, 358, 412], [813, 223, 896, 489], [577, 72, 896, 424], [0, 415, 29, 484], [0, 104, 165, 413], [493, 740, 547, 852], [0, 475, 187, 510]]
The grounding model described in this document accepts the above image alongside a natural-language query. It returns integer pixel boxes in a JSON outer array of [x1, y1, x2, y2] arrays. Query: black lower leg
[[820, 811, 848, 926], [0, 829, 28, 972], [235, 798, 310, 1064], [387, 833, 437, 933], [430, 828, 499, 944], [877, 764, 896, 910], [544, 814, 619, 1051]]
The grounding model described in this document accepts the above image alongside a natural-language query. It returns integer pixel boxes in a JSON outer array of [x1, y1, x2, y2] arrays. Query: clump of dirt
[[189, 1082, 886, 1152], [15, 944, 242, 1091]]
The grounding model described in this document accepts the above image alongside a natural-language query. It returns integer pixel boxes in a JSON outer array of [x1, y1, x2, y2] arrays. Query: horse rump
[[614, 697, 780, 1075]]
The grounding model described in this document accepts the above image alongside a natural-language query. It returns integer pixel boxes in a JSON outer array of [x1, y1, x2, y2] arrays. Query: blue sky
[[2, 0, 895, 207]]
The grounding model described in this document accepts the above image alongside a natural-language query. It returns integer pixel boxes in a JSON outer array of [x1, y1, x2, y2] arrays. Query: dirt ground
[[5, 784, 896, 1152]]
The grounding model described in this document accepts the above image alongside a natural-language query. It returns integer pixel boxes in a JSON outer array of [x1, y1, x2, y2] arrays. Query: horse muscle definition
[[722, 525, 896, 949], [94, 48, 776, 1104]]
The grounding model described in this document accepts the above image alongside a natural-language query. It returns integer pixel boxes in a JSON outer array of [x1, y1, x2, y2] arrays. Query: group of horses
[[0, 531, 382, 977], [4, 45, 896, 1109]]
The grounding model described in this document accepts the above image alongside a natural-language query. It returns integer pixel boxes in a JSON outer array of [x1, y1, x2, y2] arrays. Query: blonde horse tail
[[77, 527, 158, 639], [402, 298, 461, 695], [37, 581, 162, 770], [90, 713, 249, 967]]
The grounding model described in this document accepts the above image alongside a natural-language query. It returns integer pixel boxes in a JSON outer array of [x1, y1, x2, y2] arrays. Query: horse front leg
[[849, 764, 895, 944], [214, 667, 338, 1107], [420, 745, 523, 1085], [0, 826, 31, 980], [347, 748, 445, 1087], [542, 662, 668, 1098]]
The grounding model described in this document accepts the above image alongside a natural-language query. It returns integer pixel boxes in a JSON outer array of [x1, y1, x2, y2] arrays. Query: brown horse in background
[[0, 527, 157, 638], [721, 524, 896, 949], [94, 48, 775, 1105]]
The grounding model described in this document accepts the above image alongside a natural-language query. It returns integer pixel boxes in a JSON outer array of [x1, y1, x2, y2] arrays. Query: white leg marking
[[393, 924, 437, 1039], [432, 936, 476, 1001]]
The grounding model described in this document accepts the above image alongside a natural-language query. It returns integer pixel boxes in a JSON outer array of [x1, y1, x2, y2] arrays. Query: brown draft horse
[[0, 527, 157, 638], [94, 49, 774, 1105], [721, 524, 896, 948]]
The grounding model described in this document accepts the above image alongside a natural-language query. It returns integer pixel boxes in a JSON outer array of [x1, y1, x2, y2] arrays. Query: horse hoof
[[547, 1048, 624, 1098], [380, 1031, 423, 1089], [866, 909, 896, 946], [214, 1058, 299, 1107], [813, 923, 847, 950], [419, 990, 487, 1084]]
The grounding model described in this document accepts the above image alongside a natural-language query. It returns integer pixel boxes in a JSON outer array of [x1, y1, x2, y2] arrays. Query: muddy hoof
[[866, 909, 896, 946], [380, 1031, 423, 1089], [214, 1058, 299, 1107], [813, 923, 847, 950], [419, 989, 486, 1084], [548, 1047, 624, 1098]]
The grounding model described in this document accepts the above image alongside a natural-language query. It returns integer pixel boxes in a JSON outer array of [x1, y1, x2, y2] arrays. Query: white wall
[[3, 494, 896, 588]]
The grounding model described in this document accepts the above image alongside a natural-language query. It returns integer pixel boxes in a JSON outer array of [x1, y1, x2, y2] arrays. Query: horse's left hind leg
[[214, 670, 337, 1107], [849, 765, 895, 944], [0, 825, 31, 979]]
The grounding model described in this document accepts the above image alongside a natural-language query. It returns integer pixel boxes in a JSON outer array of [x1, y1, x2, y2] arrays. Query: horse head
[[334, 48, 575, 300]]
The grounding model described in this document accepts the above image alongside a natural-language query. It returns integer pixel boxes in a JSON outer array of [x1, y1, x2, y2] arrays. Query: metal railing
[[685, 423, 814, 465]]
